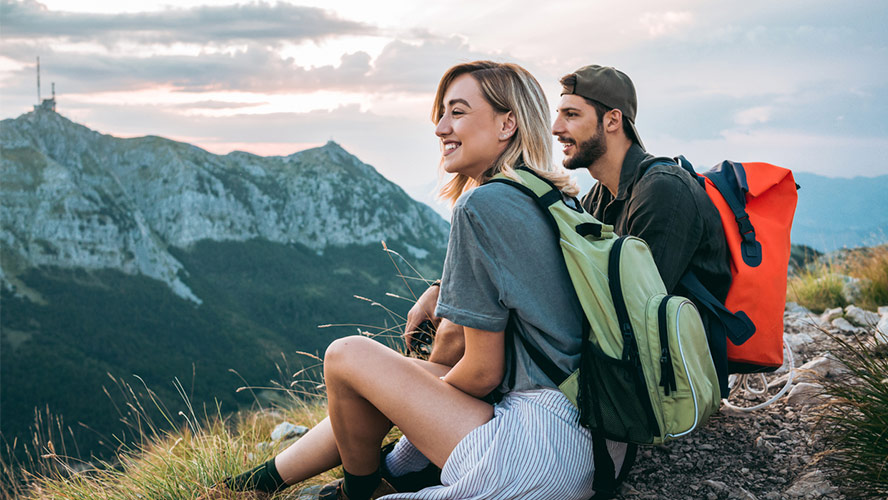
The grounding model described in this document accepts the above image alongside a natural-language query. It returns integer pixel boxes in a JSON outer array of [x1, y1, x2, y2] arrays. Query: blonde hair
[[432, 61, 578, 206]]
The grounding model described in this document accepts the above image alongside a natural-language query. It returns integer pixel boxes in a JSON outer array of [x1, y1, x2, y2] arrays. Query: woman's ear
[[499, 111, 517, 141]]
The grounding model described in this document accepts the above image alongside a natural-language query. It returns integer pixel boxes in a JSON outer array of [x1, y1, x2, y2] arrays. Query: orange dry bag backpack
[[672, 157, 799, 375]]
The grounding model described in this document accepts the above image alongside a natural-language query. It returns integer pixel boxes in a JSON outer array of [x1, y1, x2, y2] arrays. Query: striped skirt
[[380, 389, 626, 500]]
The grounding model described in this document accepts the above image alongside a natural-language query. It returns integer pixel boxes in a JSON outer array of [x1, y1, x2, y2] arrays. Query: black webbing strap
[[590, 435, 617, 499], [702, 161, 762, 267]]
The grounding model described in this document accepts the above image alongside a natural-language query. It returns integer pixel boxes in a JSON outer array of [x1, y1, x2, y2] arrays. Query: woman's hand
[[404, 284, 441, 351]]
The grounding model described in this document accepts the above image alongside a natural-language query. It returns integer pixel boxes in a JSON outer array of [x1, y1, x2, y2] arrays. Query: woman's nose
[[435, 115, 451, 137]]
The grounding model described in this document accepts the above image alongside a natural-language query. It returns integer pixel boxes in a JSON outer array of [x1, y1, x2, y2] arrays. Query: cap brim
[[627, 119, 645, 151]]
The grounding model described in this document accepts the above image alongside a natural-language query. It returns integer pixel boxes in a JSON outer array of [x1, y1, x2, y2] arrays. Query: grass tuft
[[788, 244, 888, 313], [815, 330, 888, 498], [787, 260, 848, 313]]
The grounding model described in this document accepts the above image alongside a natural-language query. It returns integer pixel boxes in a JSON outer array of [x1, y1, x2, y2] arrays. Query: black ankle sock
[[225, 458, 288, 493], [342, 468, 381, 500]]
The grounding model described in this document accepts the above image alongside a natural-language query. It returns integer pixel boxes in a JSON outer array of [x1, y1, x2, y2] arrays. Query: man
[[551, 64, 732, 395]]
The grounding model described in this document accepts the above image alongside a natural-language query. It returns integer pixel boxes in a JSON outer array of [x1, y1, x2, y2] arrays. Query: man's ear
[[604, 108, 623, 134], [499, 111, 517, 140]]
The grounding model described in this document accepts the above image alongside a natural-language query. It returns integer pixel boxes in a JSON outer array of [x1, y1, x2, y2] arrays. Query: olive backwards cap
[[561, 65, 644, 150]]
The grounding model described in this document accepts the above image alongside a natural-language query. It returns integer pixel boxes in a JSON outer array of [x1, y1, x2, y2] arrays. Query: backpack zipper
[[658, 296, 677, 396]]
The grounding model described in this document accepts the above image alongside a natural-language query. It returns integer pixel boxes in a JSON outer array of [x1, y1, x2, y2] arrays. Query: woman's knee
[[324, 335, 373, 366]]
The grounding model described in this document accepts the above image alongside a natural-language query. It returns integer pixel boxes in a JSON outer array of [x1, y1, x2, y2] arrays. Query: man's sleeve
[[625, 172, 703, 292], [435, 199, 509, 332]]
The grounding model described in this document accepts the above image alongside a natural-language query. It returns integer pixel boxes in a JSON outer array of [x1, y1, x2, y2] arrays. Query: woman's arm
[[440, 326, 505, 398]]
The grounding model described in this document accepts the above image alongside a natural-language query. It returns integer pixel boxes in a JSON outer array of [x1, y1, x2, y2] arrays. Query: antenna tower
[[36, 57, 41, 103]]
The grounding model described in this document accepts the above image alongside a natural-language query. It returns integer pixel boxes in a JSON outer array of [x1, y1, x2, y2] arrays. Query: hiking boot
[[196, 483, 270, 500], [317, 478, 397, 500], [379, 441, 442, 493]]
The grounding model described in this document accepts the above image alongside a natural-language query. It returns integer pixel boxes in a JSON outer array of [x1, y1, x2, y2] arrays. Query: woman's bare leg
[[271, 357, 453, 484], [273, 416, 340, 484], [324, 335, 493, 475]]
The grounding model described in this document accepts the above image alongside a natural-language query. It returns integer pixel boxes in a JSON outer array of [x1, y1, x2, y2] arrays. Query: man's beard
[[563, 121, 606, 171]]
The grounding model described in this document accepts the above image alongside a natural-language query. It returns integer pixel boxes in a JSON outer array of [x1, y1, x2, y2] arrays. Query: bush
[[787, 261, 848, 313], [848, 245, 888, 311], [816, 332, 888, 498]]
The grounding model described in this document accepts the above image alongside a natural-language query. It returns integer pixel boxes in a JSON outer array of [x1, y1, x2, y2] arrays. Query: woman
[[207, 61, 625, 500]]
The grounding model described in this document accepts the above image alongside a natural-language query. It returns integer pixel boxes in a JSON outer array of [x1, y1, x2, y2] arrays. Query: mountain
[[567, 167, 887, 253], [790, 172, 888, 252], [0, 109, 448, 460]]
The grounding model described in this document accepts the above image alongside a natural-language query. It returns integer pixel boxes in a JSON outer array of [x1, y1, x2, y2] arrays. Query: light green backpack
[[489, 167, 721, 447]]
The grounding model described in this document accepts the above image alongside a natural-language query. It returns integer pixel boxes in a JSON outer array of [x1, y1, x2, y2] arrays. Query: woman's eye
[[451, 109, 464, 116]]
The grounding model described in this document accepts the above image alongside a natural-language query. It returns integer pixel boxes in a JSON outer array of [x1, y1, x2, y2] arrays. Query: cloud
[[640, 11, 694, 38], [1, 0, 375, 46], [1, 34, 491, 97], [734, 106, 772, 125], [177, 100, 266, 110]]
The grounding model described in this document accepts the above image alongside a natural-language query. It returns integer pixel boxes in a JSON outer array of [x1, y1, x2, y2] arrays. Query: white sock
[[385, 436, 431, 476]]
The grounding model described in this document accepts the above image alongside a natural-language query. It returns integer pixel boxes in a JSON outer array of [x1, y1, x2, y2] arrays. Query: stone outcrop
[[1, 109, 449, 302]]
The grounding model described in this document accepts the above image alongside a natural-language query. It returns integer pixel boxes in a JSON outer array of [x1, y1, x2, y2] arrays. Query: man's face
[[552, 94, 606, 171]]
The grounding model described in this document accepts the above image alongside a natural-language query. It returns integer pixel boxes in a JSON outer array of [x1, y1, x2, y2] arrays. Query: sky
[[1, 0, 887, 204]]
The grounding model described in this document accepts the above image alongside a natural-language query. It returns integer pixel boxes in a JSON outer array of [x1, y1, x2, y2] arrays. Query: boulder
[[784, 333, 814, 355], [879, 305, 888, 315], [794, 355, 847, 383], [819, 307, 843, 325], [784, 302, 811, 315], [831, 317, 862, 334], [784, 470, 838, 498], [841, 275, 862, 303], [844, 305, 880, 327], [786, 382, 826, 406], [877, 316, 888, 344], [270, 422, 309, 441]]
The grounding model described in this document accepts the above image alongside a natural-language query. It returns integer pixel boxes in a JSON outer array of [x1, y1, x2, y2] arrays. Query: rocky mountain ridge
[[0, 109, 448, 302]]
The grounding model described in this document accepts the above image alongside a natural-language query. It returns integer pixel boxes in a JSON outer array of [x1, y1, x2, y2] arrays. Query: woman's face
[[435, 73, 511, 181]]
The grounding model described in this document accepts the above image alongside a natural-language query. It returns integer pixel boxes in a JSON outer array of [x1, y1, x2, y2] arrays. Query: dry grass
[[1, 369, 341, 500], [788, 244, 888, 313]]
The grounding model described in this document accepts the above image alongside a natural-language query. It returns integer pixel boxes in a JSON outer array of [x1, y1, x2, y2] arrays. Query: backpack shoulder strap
[[702, 161, 762, 267]]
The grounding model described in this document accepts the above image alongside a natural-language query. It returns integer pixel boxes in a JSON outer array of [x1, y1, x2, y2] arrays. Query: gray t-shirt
[[435, 182, 585, 394]]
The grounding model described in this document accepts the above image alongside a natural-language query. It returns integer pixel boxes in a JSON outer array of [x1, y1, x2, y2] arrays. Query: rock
[[785, 302, 810, 315], [879, 305, 888, 315], [844, 305, 880, 327], [841, 275, 862, 303], [786, 382, 826, 406], [295, 485, 322, 499], [784, 315, 820, 334], [754, 436, 776, 455], [831, 317, 862, 334], [819, 307, 843, 325], [784, 332, 814, 354], [794, 355, 847, 383], [703, 480, 730, 493], [256, 441, 273, 453], [270, 422, 309, 441], [876, 316, 888, 344], [784, 470, 838, 497]]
